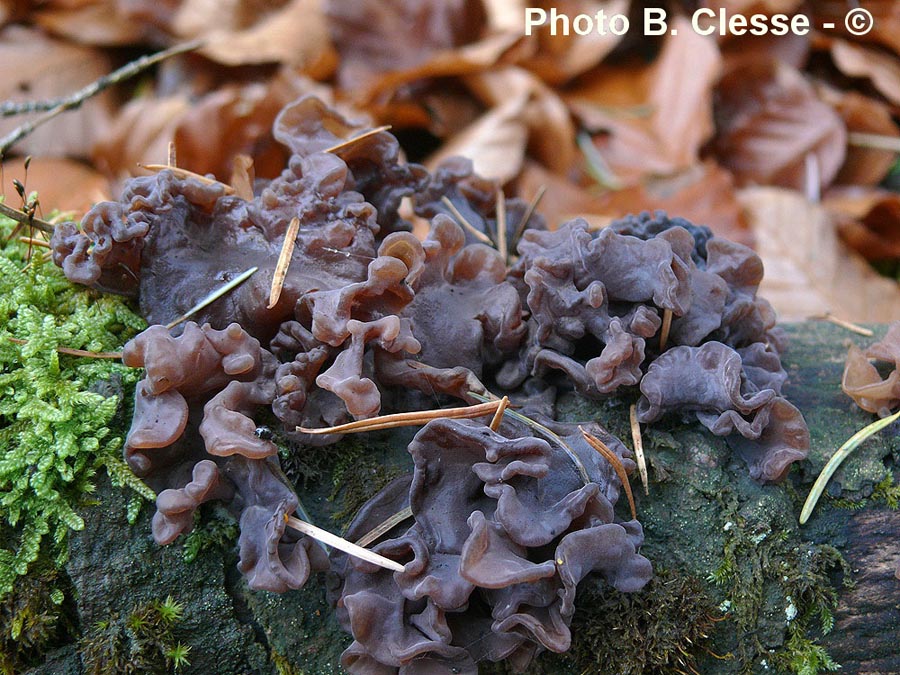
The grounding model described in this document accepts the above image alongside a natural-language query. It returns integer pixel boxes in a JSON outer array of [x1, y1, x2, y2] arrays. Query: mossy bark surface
[[24, 322, 898, 675]]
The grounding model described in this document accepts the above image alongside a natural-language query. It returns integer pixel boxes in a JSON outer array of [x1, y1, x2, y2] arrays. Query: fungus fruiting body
[[51, 95, 810, 672]]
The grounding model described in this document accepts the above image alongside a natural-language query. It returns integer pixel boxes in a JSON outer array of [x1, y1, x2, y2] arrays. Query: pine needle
[[285, 515, 404, 572], [165, 266, 258, 330], [495, 187, 508, 264], [138, 165, 235, 194], [490, 396, 509, 431], [810, 312, 873, 337], [579, 426, 637, 521], [323, 126, 392, 154], [511, 184, 546, 250], [355, 506, 414, 549], [659, 308, 673, 352], [7, 336, 122, 359], [440, 196, 493, 245], [267, 217, 299, 309], [629, 404, 649, 496], [800, 408, 900, 525], [298, 399, 502, 435]]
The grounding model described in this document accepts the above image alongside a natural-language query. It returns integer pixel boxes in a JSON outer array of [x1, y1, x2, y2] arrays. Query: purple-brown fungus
[[331, 418, 651, 674], [49, 94, 812, 671]]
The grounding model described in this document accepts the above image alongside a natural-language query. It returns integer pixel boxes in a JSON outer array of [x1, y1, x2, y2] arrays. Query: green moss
[[181, 504, 238, 564], [79, 595, 189, 675], [0, 557, 73, 674], [0, 211, 150, 600], [328, 440, 406, 527], [871, 470, 900, 509], [533, 569, 719, 675]]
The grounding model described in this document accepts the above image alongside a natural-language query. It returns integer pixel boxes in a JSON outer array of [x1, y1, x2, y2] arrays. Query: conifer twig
[[0, 202, 55, 235], [0, 40, 204, 158]]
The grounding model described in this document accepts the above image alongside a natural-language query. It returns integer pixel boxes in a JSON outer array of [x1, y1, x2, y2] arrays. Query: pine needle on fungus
[[323, 126, 392, 154], [800, 408, 900, 525], [165, 266, 258, 330], [285, 515, 404, 573], [579, 426, 637, 521], [267, 217, 299, 309]]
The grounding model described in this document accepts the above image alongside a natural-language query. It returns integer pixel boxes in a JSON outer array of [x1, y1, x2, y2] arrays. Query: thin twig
[[440, 196, 492, 245], [800, 408, 900, 524], [0, 201, 55, 234], [285, 516, 405, 572], [8, 336, 122, 359], [267, 217, 299, 309], [489, 396, 509, 431], [0, 40, 204, 158], [355, 506, 414, 548], [298, 399, 502, 435], [323, 126, 392, 154], [629, 404, 648, 496], [18, 236, 49, 248], [511, 184, 546, 251], [810, 312, 873, 337], [138, 164, 234, 194], [165, 266, 257, 330], [579, 426, 637, 521], [495, 187, 508, 265], [659, 308, 673, 352]]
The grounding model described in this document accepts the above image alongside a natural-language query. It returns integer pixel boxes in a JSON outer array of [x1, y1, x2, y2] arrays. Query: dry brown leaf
[[465, 67, 575, 174], [426, 97, 528, 184], [92, 95, 192, 181], [714, 61, 847, 193], [739, 186, 900, 322], [174, 0, 337, 72], [814, 2, 900, 56], [360, 31, 525, 105], [0, 156, 110, 217], [518, 0, 630, 85], [427, 66, 575, 183], [567, 18, 721, 184], [33, 1, 147, 45], [0, 25, 114, 158], [830, 39, 900, 108], [327, 0, 488, 92], [821, 88, 900, 186], [825, 187, 900, 262]]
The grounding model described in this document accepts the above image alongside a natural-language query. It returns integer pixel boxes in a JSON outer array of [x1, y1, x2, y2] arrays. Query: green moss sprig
[[0, 210, 150, 600]]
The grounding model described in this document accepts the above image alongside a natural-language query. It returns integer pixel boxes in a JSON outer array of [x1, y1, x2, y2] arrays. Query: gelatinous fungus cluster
[[51, 95, 810, 672]]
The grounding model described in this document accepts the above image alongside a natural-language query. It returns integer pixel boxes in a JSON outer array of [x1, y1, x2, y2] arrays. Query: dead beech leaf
[[464, 67, 575, 174], [830, 39, 900, 108], [825, 187, 900, 262], [567, 18, 721, 183], [426, 98, 528, 184], [519, 0, 630, 85], [714, 61, 846, 192], [92, 95, 192, 181], [360, 31, 524, 105], [0, 156, 110, 217], [0, 25, 113, 158], [174, 0, 336, 72], [33, 1, 147, 45], [327, 0, 488, 92], [739, 186, 900, 322], [821, 88, 900, 186]]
